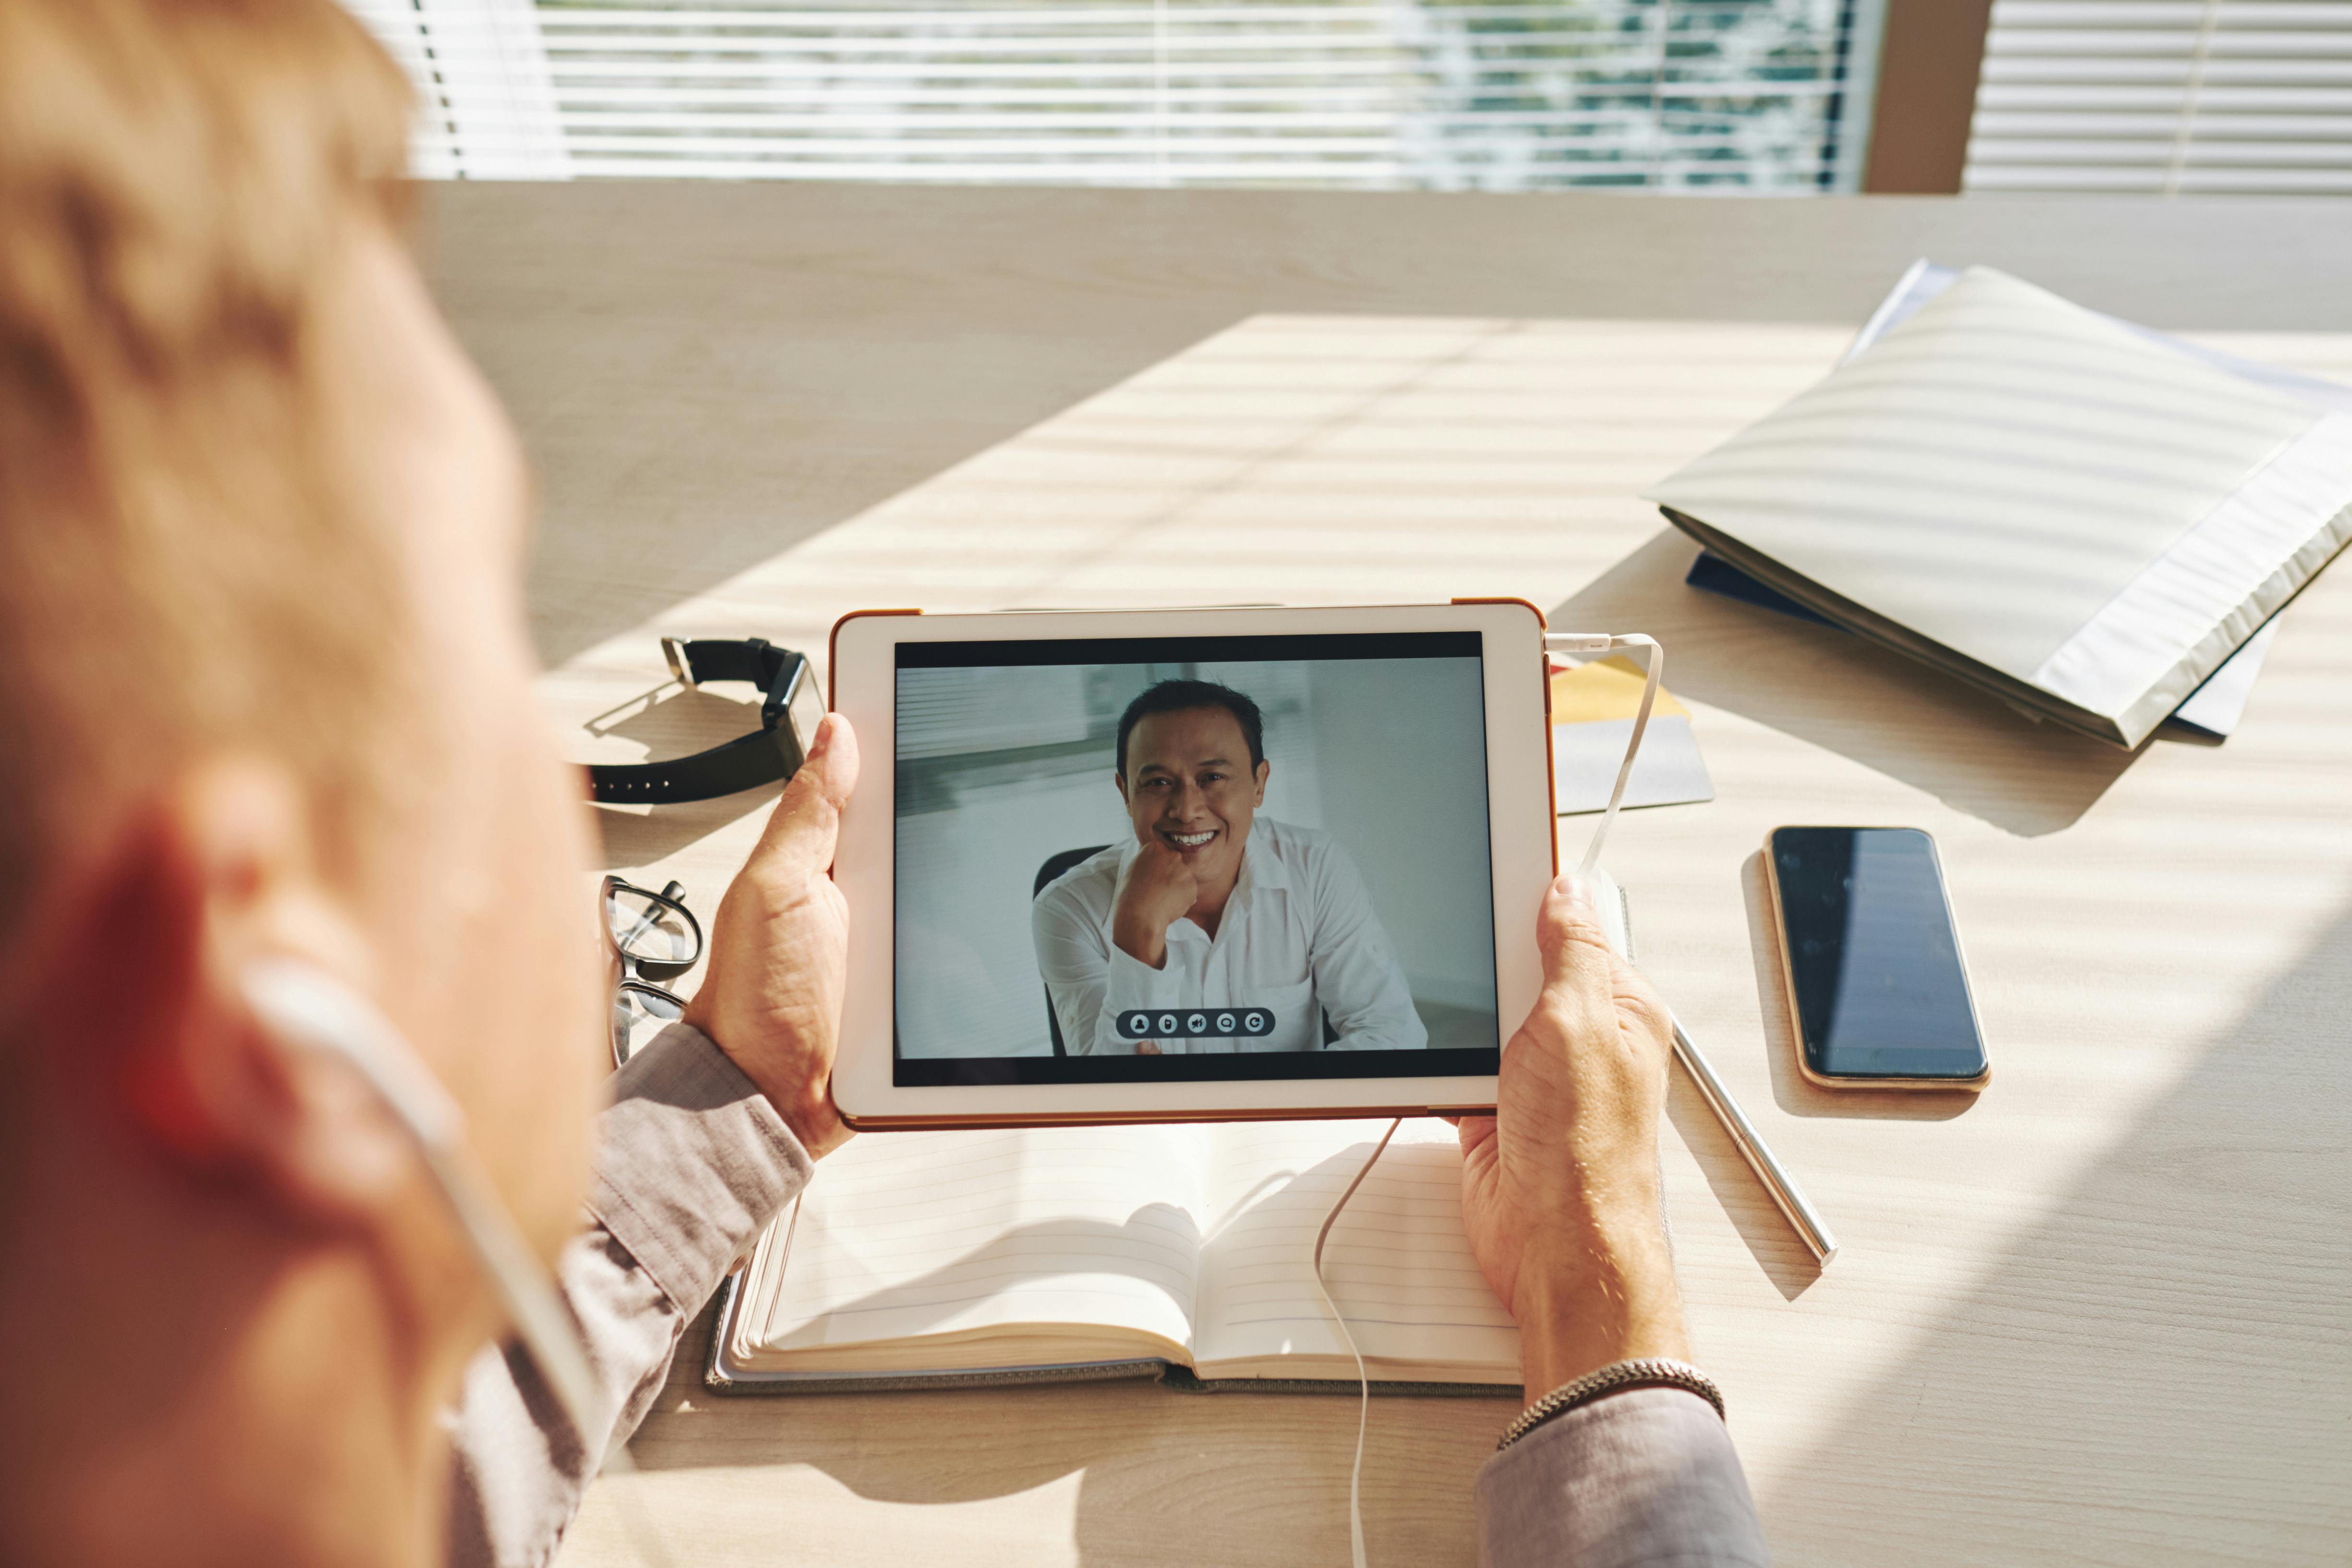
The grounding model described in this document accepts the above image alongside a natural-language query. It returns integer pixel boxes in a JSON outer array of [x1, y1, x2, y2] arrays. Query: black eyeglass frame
[[603, 875, 703, 1068]]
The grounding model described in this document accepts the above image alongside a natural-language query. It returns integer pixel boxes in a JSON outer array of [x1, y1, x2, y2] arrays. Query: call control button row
[[1114, 1007, 1276, 1039]]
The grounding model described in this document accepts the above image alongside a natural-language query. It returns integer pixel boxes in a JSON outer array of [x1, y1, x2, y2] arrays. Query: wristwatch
[[587, 637, 823, 805]]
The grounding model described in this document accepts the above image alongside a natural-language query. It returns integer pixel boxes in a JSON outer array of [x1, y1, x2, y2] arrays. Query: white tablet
[[827, 600, 1557, 1128]]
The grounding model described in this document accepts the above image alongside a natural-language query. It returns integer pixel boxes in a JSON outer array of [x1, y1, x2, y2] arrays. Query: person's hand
[[1458, 872, 1689, 1405], [1109, 841, 1198, 970], [683, 713, 858, 1158]]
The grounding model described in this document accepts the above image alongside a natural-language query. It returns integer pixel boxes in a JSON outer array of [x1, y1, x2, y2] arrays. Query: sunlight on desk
[[542, 312, 2352, 1568]]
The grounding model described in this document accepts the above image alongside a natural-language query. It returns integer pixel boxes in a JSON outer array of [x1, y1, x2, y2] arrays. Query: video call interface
[[893, 631, 1502, 1086]]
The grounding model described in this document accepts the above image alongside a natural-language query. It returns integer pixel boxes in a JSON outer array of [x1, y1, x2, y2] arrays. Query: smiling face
[[1116, 705, 1271, 892]]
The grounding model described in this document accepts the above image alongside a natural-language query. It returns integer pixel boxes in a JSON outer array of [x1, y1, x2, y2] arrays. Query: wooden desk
[[427, 185, 2352, 1568]]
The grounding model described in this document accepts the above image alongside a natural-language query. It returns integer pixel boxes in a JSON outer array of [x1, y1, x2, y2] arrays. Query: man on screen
[[1032, 679, 1429, 1055]]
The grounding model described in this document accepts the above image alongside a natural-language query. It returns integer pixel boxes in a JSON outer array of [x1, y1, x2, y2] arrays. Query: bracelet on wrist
[[1496, 1358, 1724, 1452]]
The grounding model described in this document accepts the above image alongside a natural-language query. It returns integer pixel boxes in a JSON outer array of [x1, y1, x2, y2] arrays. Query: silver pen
[[1669, 1013, 1838, 1266]]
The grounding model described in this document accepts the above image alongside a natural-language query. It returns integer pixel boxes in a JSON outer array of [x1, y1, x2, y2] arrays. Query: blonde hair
[[0, 0, 418, 919]]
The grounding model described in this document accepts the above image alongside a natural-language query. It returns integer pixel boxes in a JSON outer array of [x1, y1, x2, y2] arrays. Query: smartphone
[[1763, 826, 1989, 1090]]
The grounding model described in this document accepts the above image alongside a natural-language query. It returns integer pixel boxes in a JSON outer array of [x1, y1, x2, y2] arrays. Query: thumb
[[1455, 1113, 1497, 1161], [1537, 871, 1617, 1006], [747, 712, 858, 877]]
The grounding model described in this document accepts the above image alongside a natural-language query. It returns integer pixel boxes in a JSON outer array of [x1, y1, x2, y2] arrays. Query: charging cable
[[1543, 632, 1664, 881], [1307, 629, 1661, 1568]]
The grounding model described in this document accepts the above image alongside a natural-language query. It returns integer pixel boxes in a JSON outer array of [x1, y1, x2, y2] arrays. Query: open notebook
[[709, 1117, 1521, 1394], [1649, 265, 2352, 749], [708, 881, 1634, 1396]]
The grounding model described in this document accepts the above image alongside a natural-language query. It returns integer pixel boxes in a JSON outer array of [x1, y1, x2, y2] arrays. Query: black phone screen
[[1770, 827, 1986, 1081]]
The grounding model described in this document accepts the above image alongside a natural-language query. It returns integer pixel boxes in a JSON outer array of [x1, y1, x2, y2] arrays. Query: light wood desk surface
[[425, 184, 2352, 1568]]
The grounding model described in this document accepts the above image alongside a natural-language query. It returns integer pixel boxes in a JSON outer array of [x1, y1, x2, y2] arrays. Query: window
[[1966, 0, 2352, 194], [343, 0, 1886, 190]]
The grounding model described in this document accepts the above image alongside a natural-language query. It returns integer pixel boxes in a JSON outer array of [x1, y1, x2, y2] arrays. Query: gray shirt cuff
[[586, 1021, 814, 1315], [1475, 1387, 1772, 1568]]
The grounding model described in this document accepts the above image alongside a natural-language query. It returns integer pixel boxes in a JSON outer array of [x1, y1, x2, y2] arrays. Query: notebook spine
[[704, 1272, 1179, 1396], [1164, 1367, 1518, 1398]]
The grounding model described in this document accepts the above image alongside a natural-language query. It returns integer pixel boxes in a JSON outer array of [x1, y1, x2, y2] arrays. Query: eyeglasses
[[603, 875, 703, 1069]]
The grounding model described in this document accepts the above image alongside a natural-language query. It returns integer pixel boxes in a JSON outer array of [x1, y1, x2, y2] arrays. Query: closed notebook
[[1648, 266, 2352, 749], [710, 883, 1635, 1395]]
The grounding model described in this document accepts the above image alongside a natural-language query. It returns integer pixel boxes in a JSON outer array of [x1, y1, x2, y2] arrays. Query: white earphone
[[242, 958, 689, 1566], [239, 958, 612, 1452]]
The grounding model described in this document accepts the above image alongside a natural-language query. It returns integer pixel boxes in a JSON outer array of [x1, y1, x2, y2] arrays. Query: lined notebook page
[[1648, 266, 2324, 696], [1191, 1118, 1519, 1376], [752, 1126, 1208, 1356]]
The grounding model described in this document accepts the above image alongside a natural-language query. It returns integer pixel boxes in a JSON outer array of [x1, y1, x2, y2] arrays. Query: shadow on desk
[[620, 1336, 1502, 1564], [1664, 1067, 1831, 1304], [1657, 852, 1978, 1306], [1550, 532, 2143, 838], [611, 1145, 1509, 1566], [586, 684, 787, 865], [593, 785, 785, 869], [1736, 852, 1979, 1125], [1761, 896, 2352, 1563]]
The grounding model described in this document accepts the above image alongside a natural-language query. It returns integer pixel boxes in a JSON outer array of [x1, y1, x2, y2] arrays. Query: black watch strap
[[587, 637, 819, 805]]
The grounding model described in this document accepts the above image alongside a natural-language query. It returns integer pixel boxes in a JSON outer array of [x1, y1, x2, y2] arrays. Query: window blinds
[[341, 0, 1881, 191], [345, 0, 573, 176], [1965, 0, 2352, 194]]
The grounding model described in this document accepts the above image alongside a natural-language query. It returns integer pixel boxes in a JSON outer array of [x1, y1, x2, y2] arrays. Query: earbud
[[240, 957, 611, 1453]]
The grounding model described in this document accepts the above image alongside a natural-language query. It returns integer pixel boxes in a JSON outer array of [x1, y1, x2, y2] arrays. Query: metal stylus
[[1668, 1013, 1839, 1267]]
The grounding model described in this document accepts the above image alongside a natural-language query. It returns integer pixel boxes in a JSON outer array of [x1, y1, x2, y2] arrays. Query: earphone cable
[[240, 959, 680, 1568], [1311, 629, 1661, 1567], [1309, 1116, 1405, 1568]]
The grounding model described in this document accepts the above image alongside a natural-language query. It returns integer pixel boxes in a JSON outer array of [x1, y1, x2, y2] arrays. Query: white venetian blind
[[341, 0, 1882, 190], [345, 0, 574, 175], [1965, 0, 2352, 193]]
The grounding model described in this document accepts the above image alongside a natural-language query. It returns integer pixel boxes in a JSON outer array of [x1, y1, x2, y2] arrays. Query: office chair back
[[1033, 845, 1111, 1056], [1028, 843, 1340, 1052]]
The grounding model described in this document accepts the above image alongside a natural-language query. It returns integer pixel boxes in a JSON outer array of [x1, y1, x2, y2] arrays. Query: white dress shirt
[[1030, 817, 1428, 1055]]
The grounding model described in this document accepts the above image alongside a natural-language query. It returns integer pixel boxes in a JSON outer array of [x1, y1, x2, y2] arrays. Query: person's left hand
[[684, 713, 859, 1158]]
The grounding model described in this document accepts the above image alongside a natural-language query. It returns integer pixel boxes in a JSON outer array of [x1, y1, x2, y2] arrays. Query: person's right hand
[[1109, 841, 1199, 970], [1457, 872, 1690, 1405], [683, 713, 858, 1159]]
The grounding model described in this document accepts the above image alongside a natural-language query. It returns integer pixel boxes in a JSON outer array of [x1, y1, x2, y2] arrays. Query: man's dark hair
[[1115, 679, 1265, 778]]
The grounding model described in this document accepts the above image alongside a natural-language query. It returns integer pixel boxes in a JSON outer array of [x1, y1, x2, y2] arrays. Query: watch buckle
[[661, 637, 697, 690]]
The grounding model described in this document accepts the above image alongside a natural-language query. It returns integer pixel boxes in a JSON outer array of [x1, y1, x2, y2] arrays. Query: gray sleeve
[[1475, 1389, 1772, 1568], [441, 1023, 813, 1568]]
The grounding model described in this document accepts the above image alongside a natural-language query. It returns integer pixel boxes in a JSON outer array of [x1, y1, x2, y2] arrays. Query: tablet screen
[[894, 631, 1501, 1085]]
